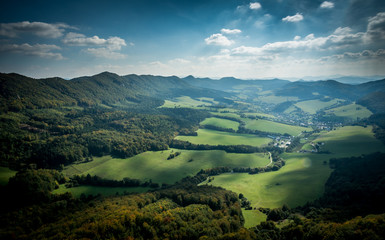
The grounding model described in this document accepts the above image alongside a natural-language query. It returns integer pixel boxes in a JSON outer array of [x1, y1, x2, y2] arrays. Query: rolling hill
[[0, 72, 229, 112]]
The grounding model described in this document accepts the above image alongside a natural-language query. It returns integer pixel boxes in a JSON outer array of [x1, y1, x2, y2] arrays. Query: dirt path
[[266, 152, 273, 166]]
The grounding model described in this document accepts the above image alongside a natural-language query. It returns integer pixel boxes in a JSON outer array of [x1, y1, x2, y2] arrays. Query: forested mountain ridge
[[275, 79, 385, 101], [2, 72, 385, 113], [183, 75, 385, 99], [0, 72, 228, 112], [183, 75, 385, 113]]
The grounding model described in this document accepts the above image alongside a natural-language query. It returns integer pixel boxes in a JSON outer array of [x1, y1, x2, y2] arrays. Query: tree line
[[0, 106, 209, 169]]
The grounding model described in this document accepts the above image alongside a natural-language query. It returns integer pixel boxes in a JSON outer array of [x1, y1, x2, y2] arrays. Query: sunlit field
[[243, 118, 311, 136], [324, 103, 372, 120], [176, 129, 272, 146], [204, 125, 385, 225], [200, 117, 240, 130], [256, 95, 299, 104], [63, 149, 270, 184], [160, 96, 215, 108], [294, 99, 342, 114], [0, 167, 17, 186]]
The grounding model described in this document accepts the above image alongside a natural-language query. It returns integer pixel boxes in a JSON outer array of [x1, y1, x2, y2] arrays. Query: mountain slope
[[0, 72, 229, 112], [357, 91, 385, 113], [274, 79, 385, 101], [275, 80, 357, 100]]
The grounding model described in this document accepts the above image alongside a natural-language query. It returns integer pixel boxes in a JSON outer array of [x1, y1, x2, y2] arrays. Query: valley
[[1, 72, 385, 239]]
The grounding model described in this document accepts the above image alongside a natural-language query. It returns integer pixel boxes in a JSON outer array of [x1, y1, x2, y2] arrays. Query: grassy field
[[197, 97, 219, 104], [202, 153, 332, 209], [324, 103, 372, 120], [63, 149, 270, 184], [256, 95, 299, 104], [314, 125, 385, 157], [204, 125, 385, 226], [295, 99, 342, 114], [176, 129, 272, 146], [243, 209, 267, 228], [160, 96, 213, 108], [53, 185, 150, 197], [243, 118, 311, 136], [202, 152, 333, 227], [0, 167, 17, 186], [211, 112, 242, 120], [200, 117, 240, 130], [283, 105, 299, 114]]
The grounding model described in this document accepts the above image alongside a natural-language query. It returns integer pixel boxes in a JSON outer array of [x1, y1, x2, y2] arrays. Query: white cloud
[[63, 33, 126, 50], [282, 13, 304, 22], [333, 27, 352, 35], [305, 34, 315, 40], [230, 28, 367, 57], [0, 21, 73, 38], [320, 1, 334, 9], [63, 32, 127, 59], [105, 36, 126, 51], [168, 58, 191, 65], [84, 48, 126, 59], [63, 32, 107, 45], [205, 33, 234, 46], [325, 49, 385, 61], [0, 43, 63, 59], [249, 2, 261, 10], [221, 28, 241, 34], [365, 12, 385, 42]]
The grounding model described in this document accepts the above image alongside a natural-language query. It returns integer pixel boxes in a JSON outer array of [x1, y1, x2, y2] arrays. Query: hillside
[[0, 72, 228, 112], [357, 91, 385, 113], [1, 71, 385, 239]]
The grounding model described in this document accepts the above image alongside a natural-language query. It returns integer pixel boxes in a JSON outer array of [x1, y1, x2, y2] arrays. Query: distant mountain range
[[1, 72, 385, 113], [297, 75, 385, 84]]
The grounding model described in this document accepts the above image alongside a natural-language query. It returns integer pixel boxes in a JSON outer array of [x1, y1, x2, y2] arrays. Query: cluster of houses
[[268, 135, 293, 149]]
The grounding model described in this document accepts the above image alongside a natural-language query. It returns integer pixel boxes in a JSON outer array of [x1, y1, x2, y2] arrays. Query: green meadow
[[0, 167, 17, 186], [204, 125, 385, 226], [256, 95, 299, 104], [324, 103, 372, 120], [284, 105, 299, 114], [176, 129, 271, 146], [197, 97, 219, 104], [315, 125, 385, 157], [202, 153, 332, 209], [200, 117, 240, 130], [63, 149, 270, 184], [295, 99, 342, 114], [243, 118, 311, 136], [160, 96, 213, 108], [53, 185, 150, 197], [211, 112, 242, 120]]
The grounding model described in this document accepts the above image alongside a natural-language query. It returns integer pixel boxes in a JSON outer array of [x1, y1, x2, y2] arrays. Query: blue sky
[[0, 0, 385, 80]]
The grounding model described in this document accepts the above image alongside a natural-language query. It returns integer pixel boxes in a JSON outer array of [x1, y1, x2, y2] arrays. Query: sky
[[0, 0, 385, 80]]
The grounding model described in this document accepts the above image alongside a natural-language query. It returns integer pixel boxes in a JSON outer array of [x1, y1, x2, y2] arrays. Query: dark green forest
[[2, 153, 385, 239]]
